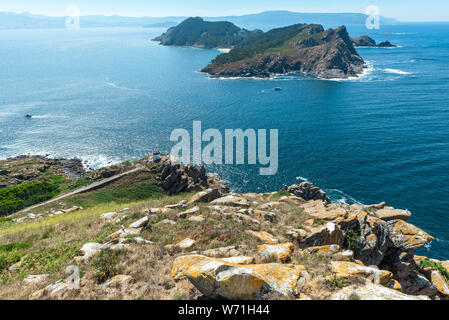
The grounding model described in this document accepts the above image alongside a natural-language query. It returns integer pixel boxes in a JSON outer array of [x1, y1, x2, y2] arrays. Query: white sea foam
[[327, 189, 363, 205], [105, 81, 139, 91], [79, 154, 123, 170], [325, 61, 374, 82], [384, 68, 412, 75]]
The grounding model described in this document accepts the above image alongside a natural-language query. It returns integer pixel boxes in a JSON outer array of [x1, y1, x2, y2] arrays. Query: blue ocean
[[0, 23, 448, 259]]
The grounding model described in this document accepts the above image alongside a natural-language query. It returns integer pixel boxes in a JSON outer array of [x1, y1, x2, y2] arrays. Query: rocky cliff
[[201, 24, 366, 79]]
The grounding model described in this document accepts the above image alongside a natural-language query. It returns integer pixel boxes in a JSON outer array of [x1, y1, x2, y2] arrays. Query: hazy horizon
[[1, 0, 449, 22]]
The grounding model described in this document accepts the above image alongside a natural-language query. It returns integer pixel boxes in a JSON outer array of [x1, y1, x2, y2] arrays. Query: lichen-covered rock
[[386, 219, 435, 251], [246, 230, 279, 244], [300, 200, 346, 220], [177, 206, 200, 219], [221, 256, 255, 264], [306, 244, 340, 255], [79, 243, 102, 260], [166, 238, 196, 250], [188, 189, 221, 204], [331, 282, 430, 300], [258, 243, 294, 262], [172, 255, 301, 299], [199, 246, 241, 258], [374, 207, 411, 221], [430, 270, 449, 296], [210, 195, 250, 207], [330, 261, 393, 286], [300, 222, 344, 248]]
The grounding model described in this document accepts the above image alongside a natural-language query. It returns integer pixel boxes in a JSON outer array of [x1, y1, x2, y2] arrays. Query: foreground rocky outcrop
[[152, 157, 229, 195], [2, 157, 447, 301], [201, 24, 366, 79]]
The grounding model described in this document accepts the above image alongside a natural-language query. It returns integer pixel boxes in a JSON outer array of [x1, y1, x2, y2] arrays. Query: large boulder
[[258, 243, 294, 263], [172, 255, 302, 299], [330, 261, 394, 286]]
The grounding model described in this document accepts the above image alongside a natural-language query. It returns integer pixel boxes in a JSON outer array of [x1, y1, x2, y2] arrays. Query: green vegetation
[[64, 181, 164, 209], [419, 259, 449, 284], [211, 23, 317, 66], [271, 190, 291, 200], [328, 274, 347, 289], [343, 227, 361, 252], [91, 249, 124, 283], [17, 243, 80, 276], [0, 240, 32, 271], [155, 17, 259, 49], [0, 182, 59, 216]]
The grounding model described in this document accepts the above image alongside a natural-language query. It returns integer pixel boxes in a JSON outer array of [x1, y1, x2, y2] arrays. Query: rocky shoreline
[[0, 155, 86, 187]]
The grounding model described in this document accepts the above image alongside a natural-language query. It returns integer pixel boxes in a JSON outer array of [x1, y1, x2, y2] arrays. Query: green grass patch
[[271, 190, 291, 200], [343, 227, 361, 252], [0, 240, 33, 271], [16, 242, 80, 277], [63, 181, 165, 209], [419, 259, 449, 284], [0, 182, 59, 216], [91, 248, 124, 283]]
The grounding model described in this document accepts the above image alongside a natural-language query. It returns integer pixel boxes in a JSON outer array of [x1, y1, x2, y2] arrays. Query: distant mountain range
[[0, 10, 399, 30]]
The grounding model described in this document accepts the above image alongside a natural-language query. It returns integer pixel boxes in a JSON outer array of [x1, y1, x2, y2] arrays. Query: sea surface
[[0, 23, 448, 259]]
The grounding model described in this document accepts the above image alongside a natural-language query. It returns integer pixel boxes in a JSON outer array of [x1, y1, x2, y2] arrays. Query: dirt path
[[14, 165, 145, 215]]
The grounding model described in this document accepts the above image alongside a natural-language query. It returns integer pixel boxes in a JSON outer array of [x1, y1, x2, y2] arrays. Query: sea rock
[[172, 255, 301, 299], [287, 182, 331, 203], [331, 282, 430, 300], [258, 243, 294, 262]]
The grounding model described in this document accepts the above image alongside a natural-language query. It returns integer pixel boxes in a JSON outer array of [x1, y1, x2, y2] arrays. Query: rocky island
[[201, 24, 365, 79], [0, 154, 448, 300], [154, 18, 398, 79], [351, 35, 397, 48], [152, 17, 262, 49]]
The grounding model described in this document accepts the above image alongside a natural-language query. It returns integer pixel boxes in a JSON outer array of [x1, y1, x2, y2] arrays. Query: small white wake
[[105, 81, 139, 91], [383, 68, 412, 75]]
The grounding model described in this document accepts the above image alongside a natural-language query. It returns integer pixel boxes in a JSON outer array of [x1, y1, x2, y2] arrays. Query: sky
[[1, 0, 448, 22]]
